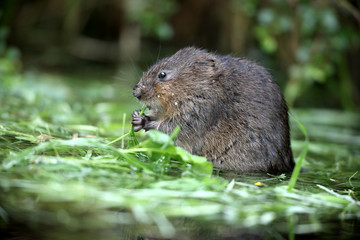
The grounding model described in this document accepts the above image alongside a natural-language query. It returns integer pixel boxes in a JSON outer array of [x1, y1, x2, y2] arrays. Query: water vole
[[131, 47, 294, 173]]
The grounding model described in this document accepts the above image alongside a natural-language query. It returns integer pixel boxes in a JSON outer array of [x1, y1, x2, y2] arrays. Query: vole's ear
[[207, 58, 216, 68], [194, 57, 216, 69]]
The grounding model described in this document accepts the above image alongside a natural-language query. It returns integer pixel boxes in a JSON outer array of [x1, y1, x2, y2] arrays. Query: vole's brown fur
[[132, 47, 294, 173]]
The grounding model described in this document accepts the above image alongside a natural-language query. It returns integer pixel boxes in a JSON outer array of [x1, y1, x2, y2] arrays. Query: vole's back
[[204, 55, 294, 173], [133, 47, 294, 173]]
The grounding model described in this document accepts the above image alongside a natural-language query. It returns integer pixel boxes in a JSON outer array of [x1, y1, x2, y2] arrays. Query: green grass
[[0, 69, 359, 240]]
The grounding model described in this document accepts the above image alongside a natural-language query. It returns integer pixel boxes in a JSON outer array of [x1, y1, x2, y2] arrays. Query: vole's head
[[133, 47, 218, 117]]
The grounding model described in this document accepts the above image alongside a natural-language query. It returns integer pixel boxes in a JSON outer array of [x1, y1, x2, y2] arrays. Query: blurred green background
[[1, 0, 359, 111]]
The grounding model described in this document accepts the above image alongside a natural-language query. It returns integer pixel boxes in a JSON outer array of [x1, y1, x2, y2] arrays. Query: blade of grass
[[348, 171, 358, 189], [0, 125, 37, 142], [106, 132, 130, 146], [121, 113, 126, 149], [287, 214, 295, 240], [107, 106, 147, 147], [288, 115, 309, 192]]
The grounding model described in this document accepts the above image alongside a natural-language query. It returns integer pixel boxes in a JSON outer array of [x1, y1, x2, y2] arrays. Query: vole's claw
[[133, 125, 143, 132], [131, 117, 143, 125], [132, 109, 141, 117], [131, 109, 145, 131]]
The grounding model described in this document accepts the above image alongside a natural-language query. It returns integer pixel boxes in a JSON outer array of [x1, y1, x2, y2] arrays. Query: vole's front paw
[[131, 109, 146, 132]]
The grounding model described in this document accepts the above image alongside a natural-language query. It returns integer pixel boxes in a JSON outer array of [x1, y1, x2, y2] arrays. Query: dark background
[[1, 0, 360, 110]]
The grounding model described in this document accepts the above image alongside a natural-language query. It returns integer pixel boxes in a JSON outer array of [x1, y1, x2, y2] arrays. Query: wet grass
[[0, 70, 359, 240]]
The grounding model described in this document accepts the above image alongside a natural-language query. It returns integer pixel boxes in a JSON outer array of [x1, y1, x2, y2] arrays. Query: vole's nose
[[133, 83, 142, 100]]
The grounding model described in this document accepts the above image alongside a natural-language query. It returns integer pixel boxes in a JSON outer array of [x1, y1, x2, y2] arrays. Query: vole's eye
[[158, 72, 167, 79]]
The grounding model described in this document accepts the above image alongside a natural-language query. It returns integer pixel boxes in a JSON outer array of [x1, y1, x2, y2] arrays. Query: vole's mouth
[[137, 98, 151, 110], [141, 99, 162, 115]]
